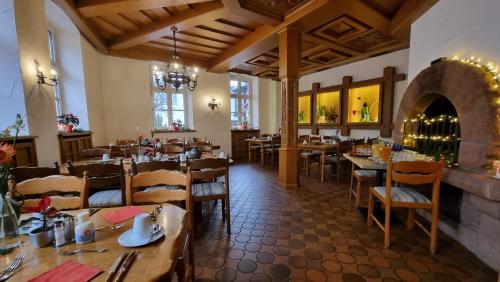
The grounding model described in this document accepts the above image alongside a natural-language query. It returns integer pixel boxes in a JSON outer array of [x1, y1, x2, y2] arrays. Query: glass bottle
[[0, 192, 20, 250]]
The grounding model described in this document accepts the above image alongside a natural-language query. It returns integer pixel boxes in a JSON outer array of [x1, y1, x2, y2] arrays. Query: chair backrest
[[9, 162, 60, 183], [272, 135, 281, 146], [67, 161, 124, 193], [261, 133, 271, 138], [385, 159, 444, 203], [116, 139, 136, 146], [80, 148, 111, 159], [298, 135, 308, 143], [161, 144, 184, 154], [9, 174, 89, 211], [188, 157, 229, 181], [336, 140, 351, 156], [309, 135, 321, 143], [125, 169, 192, 206], [167, 138, 183, 143], [132, 160, 180, 174], [193, 137, 208, 143], [197, 144, 213, 153]]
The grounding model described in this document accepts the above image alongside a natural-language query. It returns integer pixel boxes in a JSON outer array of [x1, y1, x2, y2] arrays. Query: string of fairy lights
[[403, 114, 459, 144], [451, 55, 500, 90]]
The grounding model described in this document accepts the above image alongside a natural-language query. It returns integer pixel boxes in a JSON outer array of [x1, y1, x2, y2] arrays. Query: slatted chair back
[[193, 137, 208, 143], [132, 160, 180, 174], [116, 139, 136, 146], [9, 162, 60, 183], [261, 133, 271, 138], [309, 135, 321, 143], [67, 161, 124, 192], [387, 159, 444, 189], [197, 144, 213, 154], [80, 148, 111, 160], [125, 169, 192, 206], [9, 173, 89, 211], [160, 144, 184, 154], [272, 135, 281, 147], [167, 138, 184, 143]]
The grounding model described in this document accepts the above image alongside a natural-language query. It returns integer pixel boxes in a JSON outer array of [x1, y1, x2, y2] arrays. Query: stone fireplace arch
[[394, 60, 499, 169]]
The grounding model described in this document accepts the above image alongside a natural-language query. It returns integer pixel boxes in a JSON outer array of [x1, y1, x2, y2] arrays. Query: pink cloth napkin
[[103, 206, 144, 225], [28, 261, 101, 282]]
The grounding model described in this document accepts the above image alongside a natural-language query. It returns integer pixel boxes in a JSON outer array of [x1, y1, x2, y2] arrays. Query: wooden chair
[[367, 158, 444, 253], [125, 169, 194, 280], [95, 145, 122, 158], [132, 159, 180, 174], [197, 144, 213, 154], [9, 162, 60, 183], [80, 148, 111, 160], [67, 161, 125, 208], [349, 139, 377, 207], [324, 140, 351, 182], [116, 139, 136, 146], [301, 135, 321, 176], [188, 157, 230, 234], [265, 135, 281, 166], [9, 173, 89, 211], [160, 144, 185, 155]]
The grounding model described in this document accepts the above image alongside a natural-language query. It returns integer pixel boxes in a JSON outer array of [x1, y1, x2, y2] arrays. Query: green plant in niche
[[298, 111, 307, 123], [325, 106, 338, 123], [317, 105, 327, 123]]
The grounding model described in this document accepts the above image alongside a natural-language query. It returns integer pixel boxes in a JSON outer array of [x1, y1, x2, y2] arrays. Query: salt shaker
[[54, 221, 66, 247]]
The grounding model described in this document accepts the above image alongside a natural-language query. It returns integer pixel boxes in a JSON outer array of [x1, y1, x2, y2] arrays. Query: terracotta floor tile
[[192, 163, 497, 282]]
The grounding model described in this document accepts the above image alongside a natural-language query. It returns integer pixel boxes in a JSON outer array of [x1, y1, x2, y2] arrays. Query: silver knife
[[114, 251, 138, 282], [105, 252, 128, 282]]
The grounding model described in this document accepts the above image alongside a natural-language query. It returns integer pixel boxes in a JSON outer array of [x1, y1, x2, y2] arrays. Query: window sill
[[152, 129, 197, 134]]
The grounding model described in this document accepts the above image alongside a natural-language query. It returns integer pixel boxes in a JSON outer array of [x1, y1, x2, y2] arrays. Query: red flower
[[0, 142, 15, 164], [23, 196, 52, 213]]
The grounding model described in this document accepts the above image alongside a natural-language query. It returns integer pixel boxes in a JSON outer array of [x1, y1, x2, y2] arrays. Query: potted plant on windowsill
[[240, 120, 249, 130], [25, 197, 59, 248], [57, 113, 80, 133], [172, 119, 183, 131]]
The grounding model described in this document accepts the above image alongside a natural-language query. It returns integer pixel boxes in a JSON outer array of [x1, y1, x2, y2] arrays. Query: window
[[151, 68, 189, 130], [48, 30, 62, 116], [230, 77, 251, 127]]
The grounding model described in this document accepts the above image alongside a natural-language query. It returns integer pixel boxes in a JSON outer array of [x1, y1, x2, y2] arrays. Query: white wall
[[0, 0, 28, 135], [258, 77, 280, 134], [14, 0, 60, 165], [409, 0, 500, 81], [299, 49, 409, 139], [45, 0, 89, 130]]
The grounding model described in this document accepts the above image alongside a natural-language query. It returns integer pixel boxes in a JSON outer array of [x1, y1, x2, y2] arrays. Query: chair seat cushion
[[354, 170, 377, 178], [89, 190, 122, 207], [301, 152, 320, 157], [373, 186, 430, 204], [144, 185, 179, 192], [193, 182, 225, 199]]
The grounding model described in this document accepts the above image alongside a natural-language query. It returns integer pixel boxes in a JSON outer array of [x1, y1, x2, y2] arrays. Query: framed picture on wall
[[298, 93, 312, 126], [315, 87, 341, 126], [347, 83, 382, 124]]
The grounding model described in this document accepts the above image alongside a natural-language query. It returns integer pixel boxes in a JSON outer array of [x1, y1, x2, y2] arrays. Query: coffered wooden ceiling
[[54, 0, 437, 80]]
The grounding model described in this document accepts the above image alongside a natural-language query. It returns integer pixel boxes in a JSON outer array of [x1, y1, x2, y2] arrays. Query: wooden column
[[278, 27, 301, 188], [311, 82, 321, 134], [340, 76, 352, 136]]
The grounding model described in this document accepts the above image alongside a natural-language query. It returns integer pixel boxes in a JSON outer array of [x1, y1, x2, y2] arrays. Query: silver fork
[[58, 248, 108, 256], [0, 252, 24, 281], [95, 223, 125, 231]]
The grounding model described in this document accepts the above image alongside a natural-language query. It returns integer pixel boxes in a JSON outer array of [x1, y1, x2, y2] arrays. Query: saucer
[[118, 226, 165, 247]]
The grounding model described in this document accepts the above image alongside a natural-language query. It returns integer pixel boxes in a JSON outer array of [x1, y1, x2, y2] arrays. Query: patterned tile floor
[[192, 163, 497, 282]]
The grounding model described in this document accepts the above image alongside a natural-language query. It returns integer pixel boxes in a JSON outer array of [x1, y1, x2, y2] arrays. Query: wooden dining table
[[8, 204, 188, 281], [298, 143, 338, 183], [245, 138, 272, 166], [343, 153, 387, 186]]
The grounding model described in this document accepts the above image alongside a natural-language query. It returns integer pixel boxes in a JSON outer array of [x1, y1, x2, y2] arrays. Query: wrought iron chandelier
[[153, 27, 198, 91]]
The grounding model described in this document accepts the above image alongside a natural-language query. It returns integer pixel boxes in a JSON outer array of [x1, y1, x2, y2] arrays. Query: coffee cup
[[102, 154, 110, 161], [132, 213, 159, 240]]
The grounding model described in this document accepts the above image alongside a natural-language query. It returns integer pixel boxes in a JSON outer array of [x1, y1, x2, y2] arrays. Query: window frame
[[230, 75, 252, 128], [151, 67, 189, 130], [47, 30, 62, 116]]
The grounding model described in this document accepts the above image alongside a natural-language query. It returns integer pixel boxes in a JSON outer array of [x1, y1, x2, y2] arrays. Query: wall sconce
[[35, 60, 58, 86], [208, 97, 220, 111]]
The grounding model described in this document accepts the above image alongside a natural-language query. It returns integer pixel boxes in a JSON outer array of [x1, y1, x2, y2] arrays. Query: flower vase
[[0, 193, 20, 251], [65, 124, 74, 133]]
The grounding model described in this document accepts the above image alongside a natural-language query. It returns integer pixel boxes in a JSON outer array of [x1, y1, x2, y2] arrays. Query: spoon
[[58, 248, 108, 256]]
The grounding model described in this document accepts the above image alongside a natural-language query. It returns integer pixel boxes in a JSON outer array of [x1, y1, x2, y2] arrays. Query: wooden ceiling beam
[[77, 0, 212, 17], [208, 0, 329, 73], [390, 0, 438, 41], [52, 0, 108, 53], [302, 34, 361, 56], [108, 46, 211, 68], [220, 0, 280, 26], [109, 1, 226, 51]]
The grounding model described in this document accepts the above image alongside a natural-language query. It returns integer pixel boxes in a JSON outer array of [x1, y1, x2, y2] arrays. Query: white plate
[[118, 226, 165, 247]]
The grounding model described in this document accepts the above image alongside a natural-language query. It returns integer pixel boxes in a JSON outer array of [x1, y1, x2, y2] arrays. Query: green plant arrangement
[[317, 105, 327, 123], [298, 111, 307, 123], [325, 106, 338, 123]]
